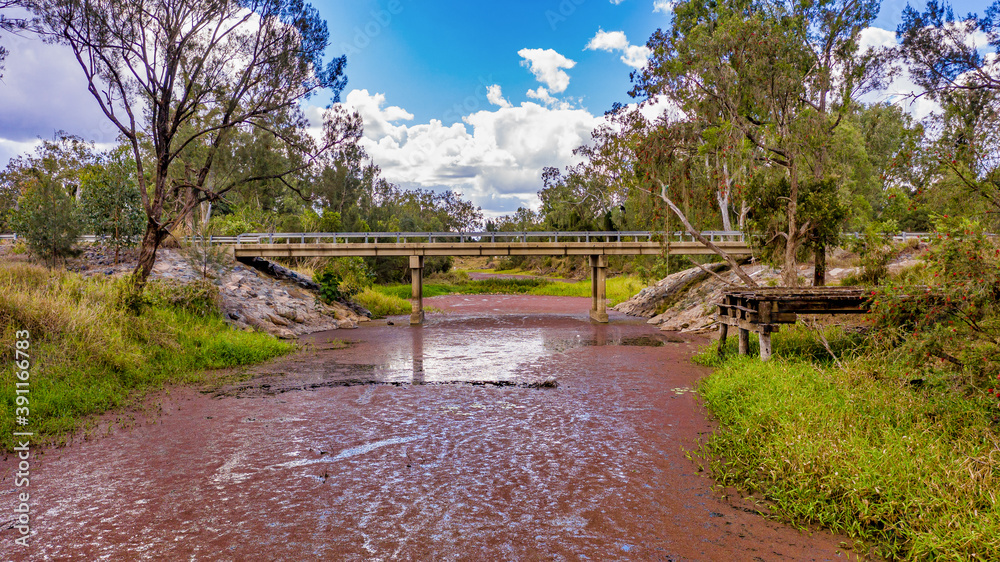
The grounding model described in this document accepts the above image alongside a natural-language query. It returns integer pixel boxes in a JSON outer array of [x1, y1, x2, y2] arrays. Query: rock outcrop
[[143, 249, 366, 338], [614, 263, 783, 333]]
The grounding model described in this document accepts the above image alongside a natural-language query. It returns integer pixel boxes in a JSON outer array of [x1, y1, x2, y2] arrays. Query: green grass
[[0, 263, 294, 450], [694, 326, 1000, 560], [353, 286, 412, 317], [367, 275, 645, 308]]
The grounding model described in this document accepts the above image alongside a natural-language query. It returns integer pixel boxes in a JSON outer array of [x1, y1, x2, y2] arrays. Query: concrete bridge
[[231, 231, 752, 325]]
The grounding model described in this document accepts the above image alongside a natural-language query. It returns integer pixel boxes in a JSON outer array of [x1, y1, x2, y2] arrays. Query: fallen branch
[[656, 179, 758, 287], [801, 316, 843, 369], [686, 256, 737, 287]]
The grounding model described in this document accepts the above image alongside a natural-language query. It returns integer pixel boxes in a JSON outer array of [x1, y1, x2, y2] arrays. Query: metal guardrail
[[230, 230, 747, 244]]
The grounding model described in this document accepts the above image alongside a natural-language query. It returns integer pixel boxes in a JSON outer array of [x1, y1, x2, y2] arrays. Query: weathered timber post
[[589, 254, 609, 323], [738, 295, 750, 355], [738, 327, 750, 355], [410, 255, 424, 325], [759, 300, 773, 361], [718, 323, 729, 357]]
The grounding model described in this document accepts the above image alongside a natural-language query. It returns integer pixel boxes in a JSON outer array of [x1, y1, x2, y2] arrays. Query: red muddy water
[[1, 295, 865, 561]]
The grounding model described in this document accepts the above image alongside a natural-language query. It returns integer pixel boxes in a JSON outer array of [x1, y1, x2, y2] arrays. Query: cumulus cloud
[[517, 48, 576, 93], [486, 84, 512, 108], [337, 89, 601, 214], [584, 29, 652, 70], [653, 0, 675, 12]]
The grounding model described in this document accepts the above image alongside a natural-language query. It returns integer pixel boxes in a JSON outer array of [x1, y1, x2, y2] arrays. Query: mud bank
[[0, 295, 862, 561]]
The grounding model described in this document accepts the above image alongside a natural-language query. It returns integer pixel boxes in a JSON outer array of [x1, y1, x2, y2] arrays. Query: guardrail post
[[589, 255, 609, 323], [410, 255, 425, 326]]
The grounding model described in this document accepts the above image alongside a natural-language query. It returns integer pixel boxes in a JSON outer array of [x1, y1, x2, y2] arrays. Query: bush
[[10, 172, 82, 266], [869, 216, 1000, 388], [315, 257, 374, 303]]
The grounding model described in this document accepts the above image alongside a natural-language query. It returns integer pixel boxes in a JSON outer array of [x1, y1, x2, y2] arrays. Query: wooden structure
[[715, 287, 869, 360], [234, 231, 751, 325]]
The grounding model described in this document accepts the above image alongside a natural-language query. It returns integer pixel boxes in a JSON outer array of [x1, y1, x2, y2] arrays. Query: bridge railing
[[230, 230, 749, 244]]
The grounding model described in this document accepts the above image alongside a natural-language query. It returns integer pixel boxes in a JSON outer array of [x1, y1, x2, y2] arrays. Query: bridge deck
[[233, 240, 752, 258]]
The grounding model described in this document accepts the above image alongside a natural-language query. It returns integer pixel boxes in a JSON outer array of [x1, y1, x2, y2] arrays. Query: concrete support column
[[410, 255, 424, 325], [738, 328, 750, 355], [589, 255, 608, 323], [717, 323, 729, 357]]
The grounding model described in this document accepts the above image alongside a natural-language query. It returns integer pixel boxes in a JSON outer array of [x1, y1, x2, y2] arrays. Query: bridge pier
[[410, 255, 424, 325], [589, 255, 608, 323]]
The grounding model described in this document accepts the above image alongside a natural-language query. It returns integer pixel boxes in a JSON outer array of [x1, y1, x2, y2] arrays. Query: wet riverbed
[[1, 295, 861, 560]]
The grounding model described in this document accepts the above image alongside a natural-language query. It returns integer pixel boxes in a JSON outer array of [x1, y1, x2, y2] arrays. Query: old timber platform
[[715, 287, 870, 360]]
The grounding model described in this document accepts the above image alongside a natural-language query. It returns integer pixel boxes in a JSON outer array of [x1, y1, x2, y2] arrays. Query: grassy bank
[[355, 275, 646, 317], [0, 263, 294, 451], [695, 327, 1000, 560]]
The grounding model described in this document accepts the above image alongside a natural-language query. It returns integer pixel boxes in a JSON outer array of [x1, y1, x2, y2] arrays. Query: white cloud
[[517, 48, 576, 93], [584, 29, 652, 70], [338, 89, 601, 214], [653, 0, 676, 12], [856, 26, 942, 121], [610, 0, 626, 4], [526, 87, 560, 107], [486, 84, 512, 109]]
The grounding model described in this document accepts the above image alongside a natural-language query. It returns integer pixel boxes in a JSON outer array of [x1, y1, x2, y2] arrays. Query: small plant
[[10, 171, 83, 266], [180, 225, 235, 280], [847, 220, 897, 285]]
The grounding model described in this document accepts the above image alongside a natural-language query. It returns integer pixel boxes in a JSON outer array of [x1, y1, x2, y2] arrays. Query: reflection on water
[[362, 316, 686, 385], [217, 314, 692, 397]]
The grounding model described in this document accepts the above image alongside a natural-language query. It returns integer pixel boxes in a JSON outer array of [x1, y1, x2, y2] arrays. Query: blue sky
[[316, 0, 665, 125], [0, 0, 993, 217]]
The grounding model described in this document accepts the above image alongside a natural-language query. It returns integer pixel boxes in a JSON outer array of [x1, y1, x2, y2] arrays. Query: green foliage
[[144, 278, 223, 318], [10, 171, 83, 266], [209, 201, 275, 236], [315, 257, 374, 303], [79, 148, 145, 262], [0, 263, 293, 450], [845, 220, 897, 285], [869, 217, 1000, 387], [352, 287, 411, 317], [697, 348, 1000, 560], [371, 275, 645, 307]]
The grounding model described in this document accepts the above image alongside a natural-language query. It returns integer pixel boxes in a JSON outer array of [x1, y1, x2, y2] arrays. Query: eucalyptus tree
[[30, 0, 349, 287], [898, 1, 1000, 226], [632, 0, 889, 286]]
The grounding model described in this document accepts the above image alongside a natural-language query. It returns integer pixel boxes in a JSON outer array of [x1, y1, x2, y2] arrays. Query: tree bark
[[782, 158, 800, 287], [813, 243, 827, 286], [133, 219, 166, 289]]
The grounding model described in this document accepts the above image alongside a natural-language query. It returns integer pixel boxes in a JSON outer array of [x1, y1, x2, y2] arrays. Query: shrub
[[10, 172, 82, 266], [315, 257, 374, 303], [869, 216, 1000, 388]]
